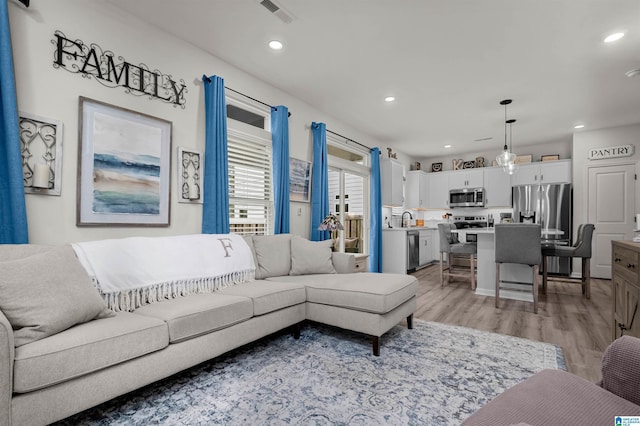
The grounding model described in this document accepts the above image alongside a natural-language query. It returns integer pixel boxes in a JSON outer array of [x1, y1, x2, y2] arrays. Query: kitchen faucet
[[402, 211, 413, 228]]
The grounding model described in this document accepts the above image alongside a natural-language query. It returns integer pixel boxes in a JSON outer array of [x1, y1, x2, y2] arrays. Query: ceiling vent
[[258, 0, 295, 24], [626, 68, 640, 78]]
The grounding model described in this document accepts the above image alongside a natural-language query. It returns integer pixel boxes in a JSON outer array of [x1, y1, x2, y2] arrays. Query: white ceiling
[[108, 0, 640, 158]]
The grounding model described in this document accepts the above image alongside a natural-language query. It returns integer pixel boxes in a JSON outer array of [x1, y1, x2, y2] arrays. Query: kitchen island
[[474, 228, 537, 302]]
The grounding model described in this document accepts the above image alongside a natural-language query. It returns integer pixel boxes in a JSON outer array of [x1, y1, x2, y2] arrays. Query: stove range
[[452, 216, 487, 229]]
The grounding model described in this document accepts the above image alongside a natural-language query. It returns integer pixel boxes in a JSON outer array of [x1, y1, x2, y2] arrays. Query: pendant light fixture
[[505, 118, 518, 175], [496, 99, 516, 170]]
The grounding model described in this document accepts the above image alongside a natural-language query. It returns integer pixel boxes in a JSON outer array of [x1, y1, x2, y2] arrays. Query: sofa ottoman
[[266, 273, 417, 355]]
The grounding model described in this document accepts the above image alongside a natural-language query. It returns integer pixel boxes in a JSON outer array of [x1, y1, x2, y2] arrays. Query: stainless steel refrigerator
[[512, 183, 572, 275]]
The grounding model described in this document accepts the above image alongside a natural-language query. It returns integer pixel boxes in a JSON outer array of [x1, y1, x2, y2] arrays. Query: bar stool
[[495, 224, 542, 313], [542, 224, 595, 299], [438, 223, 477, 289]]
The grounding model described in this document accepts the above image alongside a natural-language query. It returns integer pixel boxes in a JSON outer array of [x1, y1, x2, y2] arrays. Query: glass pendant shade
[[505, 161, 519, 175], [496, 100, 517, 173], [496, 148, 516, 167], [501, 117, 518, 173]]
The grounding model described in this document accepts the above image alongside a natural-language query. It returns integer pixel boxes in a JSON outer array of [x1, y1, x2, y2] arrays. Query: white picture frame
[[77, 97, 172, 226]]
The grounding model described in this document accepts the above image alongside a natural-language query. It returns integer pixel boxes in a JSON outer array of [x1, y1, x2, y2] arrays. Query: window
[[327, 135, 371, 254], [226, 94, 272, 235]]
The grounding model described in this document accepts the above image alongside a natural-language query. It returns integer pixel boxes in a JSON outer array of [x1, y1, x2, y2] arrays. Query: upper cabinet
[[483, 167, 512, 207], [427, 172, 449, 209], [449, 169, 483, 189], [406, 171, 429, 209], [511, 160, 572, 186], [380, 158, 404, 206]]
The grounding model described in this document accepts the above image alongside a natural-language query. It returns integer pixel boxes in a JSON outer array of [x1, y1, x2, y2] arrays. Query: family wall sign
[[52, 30, 187, 108]]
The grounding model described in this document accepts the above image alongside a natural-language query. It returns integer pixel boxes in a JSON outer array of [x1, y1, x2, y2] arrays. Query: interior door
[[588, 163, 636, 278]]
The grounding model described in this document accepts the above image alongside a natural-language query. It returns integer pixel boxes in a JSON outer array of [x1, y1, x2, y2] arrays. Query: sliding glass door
[[328, 168, 366, 253]]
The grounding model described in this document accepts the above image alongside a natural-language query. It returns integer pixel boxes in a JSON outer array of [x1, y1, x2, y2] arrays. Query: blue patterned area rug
[[57, 320, 565, 425]]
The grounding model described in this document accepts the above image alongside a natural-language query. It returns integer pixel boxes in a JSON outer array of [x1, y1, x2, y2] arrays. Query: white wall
[[572, 122, 640, 225], [572, 122, 640, 275], [8, 1, 384, 244]]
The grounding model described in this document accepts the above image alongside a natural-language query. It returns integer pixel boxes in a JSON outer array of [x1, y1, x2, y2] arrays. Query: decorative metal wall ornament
[[20, 112, 63, 196], [178, 147, 203, 203], [52, 31, 187, 108]]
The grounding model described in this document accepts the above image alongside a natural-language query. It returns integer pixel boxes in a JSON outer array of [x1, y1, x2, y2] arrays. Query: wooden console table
[[612, 240, 640, 340]]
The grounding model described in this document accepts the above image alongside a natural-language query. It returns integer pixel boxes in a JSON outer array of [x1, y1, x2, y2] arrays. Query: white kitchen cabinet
[[406, 171, 429, 209], [448, 169, 483, 189], [419, 229, 435, 266], [511, 160, 572, 186], [382, 230, 407, 274], [483, 166, 512, 207], [428, 172, 449, 209], [380, 158, 404, 206], [433, 227, 441, 260]]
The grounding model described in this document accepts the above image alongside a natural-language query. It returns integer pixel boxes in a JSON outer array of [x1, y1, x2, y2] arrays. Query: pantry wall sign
[[52, 30, 187, 108], [587, 144, 634, 160]]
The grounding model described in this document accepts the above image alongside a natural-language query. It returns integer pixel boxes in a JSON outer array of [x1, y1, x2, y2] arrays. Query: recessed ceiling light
[[444, 144, 452, 149], [574, 124, 585, 129], [384, 96, 395, 102], [604, 32, 625, 43], [268, 40, 283, 50]]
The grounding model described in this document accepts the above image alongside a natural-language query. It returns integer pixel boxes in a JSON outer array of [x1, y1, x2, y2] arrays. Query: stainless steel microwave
[[449, 188, 485, 208]]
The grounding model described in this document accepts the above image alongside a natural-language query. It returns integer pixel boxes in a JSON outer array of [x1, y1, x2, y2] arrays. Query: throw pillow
[[0, 244, 114, 347], [252, 234, 293, 278], [289, 236, 336, 276], [242, 235, 262, 280]]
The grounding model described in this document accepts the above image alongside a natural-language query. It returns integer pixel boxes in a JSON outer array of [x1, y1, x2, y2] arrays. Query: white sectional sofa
[[0, 234, 417, 425]]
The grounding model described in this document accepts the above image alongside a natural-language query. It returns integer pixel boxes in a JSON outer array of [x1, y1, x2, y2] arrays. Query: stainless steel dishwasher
[[407, 230, 419, 272]]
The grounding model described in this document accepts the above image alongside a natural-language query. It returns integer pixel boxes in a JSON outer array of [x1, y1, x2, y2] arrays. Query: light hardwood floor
[[411, 264, 612, 382]]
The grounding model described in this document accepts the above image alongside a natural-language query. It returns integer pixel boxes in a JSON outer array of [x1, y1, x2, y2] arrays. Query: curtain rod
[[225, 87, 291, 117], [326, 129, 371, 151], [201, 77, 291, 117]]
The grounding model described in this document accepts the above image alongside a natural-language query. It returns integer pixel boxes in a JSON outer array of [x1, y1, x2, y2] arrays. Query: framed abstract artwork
[[77, 97, 172, 226], [289, 157, 311, 202]]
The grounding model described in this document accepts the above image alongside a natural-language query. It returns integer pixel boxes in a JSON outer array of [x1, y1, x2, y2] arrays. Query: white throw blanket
[[72, 234, 255, 312]]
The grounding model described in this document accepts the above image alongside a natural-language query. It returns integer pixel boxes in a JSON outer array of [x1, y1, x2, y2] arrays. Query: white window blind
[[227, 126, 273, 235]]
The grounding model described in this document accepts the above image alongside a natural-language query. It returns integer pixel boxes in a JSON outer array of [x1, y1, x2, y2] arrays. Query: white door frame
[[584, 160, 637, 279]]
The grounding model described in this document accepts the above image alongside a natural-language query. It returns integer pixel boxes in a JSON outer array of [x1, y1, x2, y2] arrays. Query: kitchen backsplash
[[384, 206, 513, 228]]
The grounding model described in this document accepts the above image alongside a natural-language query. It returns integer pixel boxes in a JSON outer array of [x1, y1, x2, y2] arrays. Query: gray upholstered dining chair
[[542, 224, 595, 299], [438, 223, 477, 289], [494, 223, 542, 314]]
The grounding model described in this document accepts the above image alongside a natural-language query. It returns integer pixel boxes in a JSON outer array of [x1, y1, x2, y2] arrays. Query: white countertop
[[383, 226, 438, 231], [454, 228, 564, 235]]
